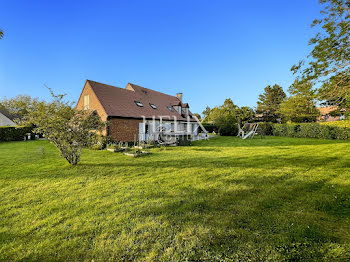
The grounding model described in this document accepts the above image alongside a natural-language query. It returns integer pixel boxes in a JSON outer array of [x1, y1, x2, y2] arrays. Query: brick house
[[317, 106, 345, 122], [76, 80, 201, 142]]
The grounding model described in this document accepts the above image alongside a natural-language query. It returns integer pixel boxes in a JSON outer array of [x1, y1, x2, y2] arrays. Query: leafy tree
[[202, 106, 211, 122], [279, 80, 319, 122], [318, 70, 350, 112], [0, 29, 3, 39], [279, 97, 319, 123], [237, 106, 255, 124], [0, 95, 40, 124], [193, 113, 201, 120], [201, 100, 255, 135], [27, 89, 105, 165], [292, 0, 350, 109], [208, 99, 241, 135], [256, 84, 286, 122]]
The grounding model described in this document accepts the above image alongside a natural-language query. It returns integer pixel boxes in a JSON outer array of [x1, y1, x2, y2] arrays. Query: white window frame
[[150, 103, 157, 109], [84, 95, 90, 110], [135, 101, 144, 107]]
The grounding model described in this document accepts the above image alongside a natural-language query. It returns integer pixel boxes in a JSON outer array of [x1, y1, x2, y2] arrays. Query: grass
[[1, 136, 350, 261]]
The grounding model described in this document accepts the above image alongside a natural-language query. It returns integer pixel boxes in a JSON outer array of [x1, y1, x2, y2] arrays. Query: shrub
[[320, 120, 350, 128], [90, 134, 115, 149], [201, 123, 218, 133], [178, 135, 192, 146], [27, 89, 105, 165], [333, 127, 350, 139], [271, 123, 350, 140], [218, 122, 238, 136], [258, 122, 274, 136], [272, 124, 288, 137], [0, 126, 34, 141], [107, 143, 119, 150], [298, 124, 334, 139]]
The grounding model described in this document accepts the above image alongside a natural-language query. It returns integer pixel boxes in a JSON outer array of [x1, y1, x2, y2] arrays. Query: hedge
[[0, 126, 34, 141], [201, 123, 218, 133], [320, 120, 350, 128], [267, 123, 350, 140]]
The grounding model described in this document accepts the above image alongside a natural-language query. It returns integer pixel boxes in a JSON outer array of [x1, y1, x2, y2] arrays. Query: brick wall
[[108, 117, 142, 142], [76, 81, 108, 135]]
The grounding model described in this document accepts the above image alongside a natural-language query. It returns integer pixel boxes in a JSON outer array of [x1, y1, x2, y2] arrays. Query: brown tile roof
[[87, 80, 196, 121], [317, 106, 338, 115]]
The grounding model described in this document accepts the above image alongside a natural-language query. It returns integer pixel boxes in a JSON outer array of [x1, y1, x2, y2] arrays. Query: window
[[135, 101, 144, 107], [149, 103, 157, 109], [174, 105, 181, 114], [167, 106, 173, 111], [83, 95, 89, 110]]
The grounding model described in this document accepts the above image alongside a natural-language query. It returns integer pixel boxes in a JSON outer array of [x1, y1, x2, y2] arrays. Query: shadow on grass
[[129, 174, 350, 260], [82, 154, 350, 172]]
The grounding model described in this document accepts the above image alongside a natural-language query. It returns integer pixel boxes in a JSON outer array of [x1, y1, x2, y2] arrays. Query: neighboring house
[[76, 80, 202, 142], [0, 109, 16, 126], [317, 106, 345, 122]]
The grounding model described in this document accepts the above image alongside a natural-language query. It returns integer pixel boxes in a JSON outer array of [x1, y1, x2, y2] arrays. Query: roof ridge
[[128, 83, 179, 99], [87, 79, 125, 90]]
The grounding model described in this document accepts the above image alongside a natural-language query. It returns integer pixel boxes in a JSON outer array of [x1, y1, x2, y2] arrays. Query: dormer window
[[174, 105, 181, 114], [135, 101, 144, 107], [150, 103, 157, 109]]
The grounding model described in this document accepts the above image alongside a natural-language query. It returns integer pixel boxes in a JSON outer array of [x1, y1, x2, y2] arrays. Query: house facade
[[76, 80, 202, 142]]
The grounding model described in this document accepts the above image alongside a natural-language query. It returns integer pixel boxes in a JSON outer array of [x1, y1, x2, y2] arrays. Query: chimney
[[176, 93, 183, 103]]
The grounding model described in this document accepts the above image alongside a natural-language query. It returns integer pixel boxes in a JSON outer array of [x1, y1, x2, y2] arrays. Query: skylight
[[167, 106, 173, 111], [135, 101, 144, 107], [150, 103, 157, 109]]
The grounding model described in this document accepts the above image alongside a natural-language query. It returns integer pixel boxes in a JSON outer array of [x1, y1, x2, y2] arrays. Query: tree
[[202, 106, 211, 122], [0, 95, 40, 124], [237, 106, 255, 124], [27, 89, 105, 165], [193, 113, 201, 121], [279, 80, 319, 122], [279, 97, 319, 123], [207, 99, 241, 135], [256, 84, 286, 122], [292, 0, 350, 109], [318, 70, 350, 111], [0, 29, 3, 39]]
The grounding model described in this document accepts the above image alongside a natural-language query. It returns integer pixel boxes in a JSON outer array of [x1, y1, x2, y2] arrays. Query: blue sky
[[0, 0, 321, 115]]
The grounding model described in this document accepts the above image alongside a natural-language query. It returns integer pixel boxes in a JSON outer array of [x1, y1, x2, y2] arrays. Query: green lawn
[[1, 136, 350, 261]]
